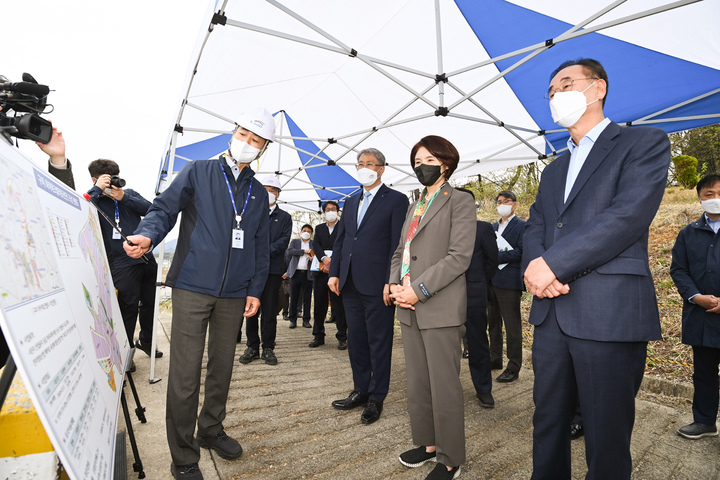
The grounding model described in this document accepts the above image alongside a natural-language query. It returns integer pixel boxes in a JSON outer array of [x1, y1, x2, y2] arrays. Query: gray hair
[[357, 148, 386, 166]]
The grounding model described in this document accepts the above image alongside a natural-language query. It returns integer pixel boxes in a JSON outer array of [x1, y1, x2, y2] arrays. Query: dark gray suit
[[390, 183, 476, 467], [523, 121, 670, 479]]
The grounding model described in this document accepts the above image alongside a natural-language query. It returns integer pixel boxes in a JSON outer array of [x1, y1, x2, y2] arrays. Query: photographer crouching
[[87, 159, 162, 370]]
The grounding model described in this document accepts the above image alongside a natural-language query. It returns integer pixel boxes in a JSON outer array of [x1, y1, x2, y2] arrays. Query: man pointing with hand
[[124, 109, 274, 480]]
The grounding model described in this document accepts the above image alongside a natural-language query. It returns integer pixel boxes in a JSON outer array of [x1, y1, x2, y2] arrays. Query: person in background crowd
[[390, 136, 475, 480], [456, 188, 499, 409], [488, 190, 525, 382], [125, 109, 274, 480], [671, 172, 720, 440], [309, 200, 348, 350], [286, 224, 314, 329], [238, 175, 292, 365], [329, 147, 408, 425]]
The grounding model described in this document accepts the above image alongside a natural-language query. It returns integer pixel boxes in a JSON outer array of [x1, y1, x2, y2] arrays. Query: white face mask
[[549, 81, 598, 128], [497, 204, 513, 218], [268, 192, 277, 205], [356, 167, 378, 187], [701, 198, 720, 215], [301, 231, 311, 241], [324, 211, 338, 223], [230, 137, 261, 164]]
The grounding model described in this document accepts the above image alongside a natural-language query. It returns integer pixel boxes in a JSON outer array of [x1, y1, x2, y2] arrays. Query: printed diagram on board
[[79, 208, 123, 391], [0, 157, 63, 310]]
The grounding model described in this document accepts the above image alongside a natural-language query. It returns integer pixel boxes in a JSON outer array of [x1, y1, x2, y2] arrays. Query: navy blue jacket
[[329, 184, 408, 296], [491, 215, 525, 291], [671, 215, 720, 348], [467, 220, 499, 284], [268, 206, 292, 275], [135, 157, 269, 299], [87, 185, 156, 271]]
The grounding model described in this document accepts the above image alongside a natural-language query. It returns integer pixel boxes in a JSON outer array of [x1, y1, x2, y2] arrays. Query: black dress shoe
[[496, 368, 519, 382], [331, 391, 369, 410], [571, 422, 584, 440], [136, 339, 163, 358], [337, 340, 348, 350], [477, 391, 495, 408], [308, 337, 325, 348], [289, 321, 297, 329], [302, 321, 312, 328], [360, 399, 383, 424]]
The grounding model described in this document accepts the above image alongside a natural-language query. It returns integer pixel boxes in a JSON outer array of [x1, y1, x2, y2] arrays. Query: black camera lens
[[110, 175, 126, 188]]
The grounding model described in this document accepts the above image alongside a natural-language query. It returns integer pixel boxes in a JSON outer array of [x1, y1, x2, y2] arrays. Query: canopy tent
[[157, 0, 720, 211]]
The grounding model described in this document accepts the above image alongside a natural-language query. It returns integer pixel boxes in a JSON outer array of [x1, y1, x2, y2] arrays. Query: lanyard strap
[[221, 165, 252, 228], [114, 200, 120, 226]]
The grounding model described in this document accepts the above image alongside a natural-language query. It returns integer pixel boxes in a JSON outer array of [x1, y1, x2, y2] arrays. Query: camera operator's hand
[[36, 127, 67, 167], [124, 235, 151, 258], [95, 174, 126, 200]]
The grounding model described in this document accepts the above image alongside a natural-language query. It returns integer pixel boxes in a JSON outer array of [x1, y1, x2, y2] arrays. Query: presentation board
[[0, 138, 130, 480]]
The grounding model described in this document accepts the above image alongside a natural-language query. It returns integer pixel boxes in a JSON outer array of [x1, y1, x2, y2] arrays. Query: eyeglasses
[[355, 163, 382, 170], [496, 198, 515, 206], [545, 77, 598, 101]]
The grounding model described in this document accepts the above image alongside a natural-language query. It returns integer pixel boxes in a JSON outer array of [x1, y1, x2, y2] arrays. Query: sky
[[3, 1, 213, 200]]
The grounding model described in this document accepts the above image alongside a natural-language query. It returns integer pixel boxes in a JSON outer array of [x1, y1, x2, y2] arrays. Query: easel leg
[[121, 381, 146, 479], [126, 372, 146, 423]]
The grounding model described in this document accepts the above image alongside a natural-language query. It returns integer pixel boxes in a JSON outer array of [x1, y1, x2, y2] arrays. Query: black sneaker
[[171, 462, 203, 480], [678, 422, 718, 439], [399, 445, 436, 468], [425, 463, 461, 480], [135, 339, 163, 358], [198, 430, 243, 460], [238, 347, 259, 364], [262, 348, 278, 365]]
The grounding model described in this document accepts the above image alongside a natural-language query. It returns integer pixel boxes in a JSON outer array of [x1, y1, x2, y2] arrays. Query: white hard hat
[[236, 109, 276, 142], [261, 175, 282, 191]]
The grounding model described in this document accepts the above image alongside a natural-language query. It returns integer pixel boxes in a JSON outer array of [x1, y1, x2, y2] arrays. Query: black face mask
[[414, 164, 443, 186]]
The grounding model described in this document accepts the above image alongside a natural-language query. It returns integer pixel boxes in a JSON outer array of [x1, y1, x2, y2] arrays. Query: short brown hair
[[410, 135, 460, 180]]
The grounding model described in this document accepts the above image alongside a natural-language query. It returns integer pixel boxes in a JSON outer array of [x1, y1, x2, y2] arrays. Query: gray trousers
[[401, 313, 466, 467], [488, 285, 523, 372], [166, 288, 244, 465]]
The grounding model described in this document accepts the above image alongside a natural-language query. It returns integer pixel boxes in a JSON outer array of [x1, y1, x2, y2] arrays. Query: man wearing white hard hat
[[125, 109, 276, 480], [238, 175, 292, 365]]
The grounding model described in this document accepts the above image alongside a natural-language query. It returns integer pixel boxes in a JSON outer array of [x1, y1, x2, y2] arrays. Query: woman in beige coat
[[389, 135, 476, 480]]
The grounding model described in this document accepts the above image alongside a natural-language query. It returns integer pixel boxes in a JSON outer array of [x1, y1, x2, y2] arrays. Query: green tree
[[669, 124, 720, 175], [672, 155, 699, 189]]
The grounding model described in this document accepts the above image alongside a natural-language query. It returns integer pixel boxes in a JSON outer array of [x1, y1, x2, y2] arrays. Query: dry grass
[[480, 187, 704, 384]]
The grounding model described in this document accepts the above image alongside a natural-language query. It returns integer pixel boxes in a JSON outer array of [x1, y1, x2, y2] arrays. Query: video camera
[[0, 73, 53, 144]]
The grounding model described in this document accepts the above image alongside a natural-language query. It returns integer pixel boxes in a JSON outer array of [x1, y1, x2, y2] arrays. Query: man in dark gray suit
[[488, 190, 525, 383], [523, 58, 670, 479]]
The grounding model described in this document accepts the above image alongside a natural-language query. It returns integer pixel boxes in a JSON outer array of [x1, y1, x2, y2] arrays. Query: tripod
[[121, 355, 147, 479]]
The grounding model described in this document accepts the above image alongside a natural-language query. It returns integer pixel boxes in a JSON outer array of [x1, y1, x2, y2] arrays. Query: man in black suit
[[523, 58, 670, 479], [329, 147, 408, 424], [456, 188, 499, 408], [488, 190, 525, 382], [238, 176, 292, 365], [309, 200, 348, 350]]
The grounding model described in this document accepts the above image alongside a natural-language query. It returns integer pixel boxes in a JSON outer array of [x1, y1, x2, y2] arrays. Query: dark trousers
[[488, 285, 523, 372], [166, 288, 243, 465], [289, 271, 312, 321], [312, 271, 347, 341], [342, 275, 395, 402], [465, 281, 492, 394], [242, 273, 282, 350], [531, 306, 647, 480], [112, 261, 158, 344], [692, 345, 720, 425]]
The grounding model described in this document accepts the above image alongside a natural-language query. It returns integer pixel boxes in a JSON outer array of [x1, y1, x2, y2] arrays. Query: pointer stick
[[82, 193, 149, 264]]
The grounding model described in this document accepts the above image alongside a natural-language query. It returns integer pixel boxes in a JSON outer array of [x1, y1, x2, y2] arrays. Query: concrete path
[[121, 312, 720, 480]]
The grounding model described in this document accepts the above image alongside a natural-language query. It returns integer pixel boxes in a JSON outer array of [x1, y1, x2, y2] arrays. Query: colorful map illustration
[[0, 156, 63, 309]]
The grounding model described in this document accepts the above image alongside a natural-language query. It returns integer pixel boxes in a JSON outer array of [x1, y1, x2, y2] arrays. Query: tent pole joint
[[545, 38, 555, 47], [435, 73, 448, 84], [435, 107, 449, 117], [349, 48, 358, 57], [327, 137, 337, 144], [174, 124, 183, 134], [211, 12, 227, 26]]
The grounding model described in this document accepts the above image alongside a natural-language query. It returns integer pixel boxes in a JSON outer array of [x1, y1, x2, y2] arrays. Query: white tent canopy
[[159, 0, 720, 211]]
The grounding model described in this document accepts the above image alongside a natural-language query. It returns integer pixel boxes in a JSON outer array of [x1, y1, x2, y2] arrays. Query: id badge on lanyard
[[112, 200, 122, 240], [222, 164, 251, 249]]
